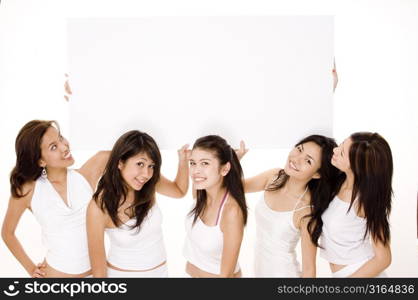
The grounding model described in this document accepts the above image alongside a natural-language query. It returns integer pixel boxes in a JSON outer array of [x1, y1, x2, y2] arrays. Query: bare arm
[[349, 238, 391, 277], [78, 151, 110, 190], [219, 201, 244, 277], [298, 212, 317, 277], [156, 145, 189, 198], [244, 168, 279, 193], [86, 199, 108, 277], [1, 184, 45, 277]]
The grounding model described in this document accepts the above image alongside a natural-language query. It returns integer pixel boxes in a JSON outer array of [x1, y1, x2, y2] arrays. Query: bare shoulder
[[13, 181, 36, 208], [221, 196, 244, 224], [87, 197, 106, 218]]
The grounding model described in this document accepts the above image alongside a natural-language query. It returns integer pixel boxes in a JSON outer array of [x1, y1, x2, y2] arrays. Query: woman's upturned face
[[39, 126, 74, 170], [189, 148, 229, 190], [331, 138, 352, 172], [118, 152, 155, 191], [284, 141, 322, 181]]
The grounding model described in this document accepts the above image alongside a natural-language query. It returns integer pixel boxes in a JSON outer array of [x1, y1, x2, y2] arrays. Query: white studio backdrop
[[67, 16, 333, 150], [0, 0, 417, 277]]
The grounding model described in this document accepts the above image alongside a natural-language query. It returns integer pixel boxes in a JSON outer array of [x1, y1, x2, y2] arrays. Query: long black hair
[[189, 135, 247, 225], [344, 132, 393, 245], [93, 130, 162, 230], [267, 135, 341, 246], [10, 120, 60, 198]]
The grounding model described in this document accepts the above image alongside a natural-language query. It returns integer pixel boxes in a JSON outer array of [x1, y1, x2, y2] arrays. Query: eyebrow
[[189, 158, 212, 162], [300, 144, 316, 162], [137, 157, 149, 162]]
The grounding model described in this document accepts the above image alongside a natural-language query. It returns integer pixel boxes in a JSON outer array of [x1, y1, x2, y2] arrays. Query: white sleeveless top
[[183, 193, 241, 275], [254, 189, 310, 277], [31, 169, 92, 274], [105, 203, 166, 270], [320, 196, 374, 265]]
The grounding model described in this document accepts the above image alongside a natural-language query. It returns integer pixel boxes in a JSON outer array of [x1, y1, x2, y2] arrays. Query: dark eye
[[297, 146, 302, 152], [137, 162, 144, 167], [51, 145, 57, 150], [202, 162, 209, 166], [306, 159, 312, 165], [149, 165, 155, 169], [189, 161, 195, 166]]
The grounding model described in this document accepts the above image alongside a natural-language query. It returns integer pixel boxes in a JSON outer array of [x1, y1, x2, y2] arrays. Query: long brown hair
[[189, 135, 247, 225], [10, 120, 59, 198], [93, 130, 162, 230], [345, 132, 393, 245], [266, 135, 341, 246]]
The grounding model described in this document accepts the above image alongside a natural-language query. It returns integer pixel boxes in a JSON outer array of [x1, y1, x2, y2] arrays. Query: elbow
[[374, 249, 392, 272], [1, 226, 14, 245], [380, 253, 392, 270], [173, 187, 188, 198]]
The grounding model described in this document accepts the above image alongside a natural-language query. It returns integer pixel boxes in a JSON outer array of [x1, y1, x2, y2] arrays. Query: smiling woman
[[242, 135, 340, 277], [87, 130, 190, 277], [1, 120, 110, 278], [183, 135, 247, 278]]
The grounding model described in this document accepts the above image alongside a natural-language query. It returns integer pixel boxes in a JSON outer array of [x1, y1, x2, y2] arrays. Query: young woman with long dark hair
[[1, 120, 109, 277], [243, 135, 340, 277], [183, 135, 247, 277], [87, 130, 189, 277], [320, 132, 392, 277]]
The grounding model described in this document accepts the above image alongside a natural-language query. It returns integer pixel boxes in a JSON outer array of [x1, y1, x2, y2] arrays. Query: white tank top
[[105, 203, 166, 270], [320, 196, 374, 265], [183, 193, 240, 275], [31, 169, 92, 274], [254, 189, 310, 277]]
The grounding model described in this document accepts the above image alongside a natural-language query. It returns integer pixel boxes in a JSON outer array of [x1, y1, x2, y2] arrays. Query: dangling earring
[[41, 167, 47, 179]]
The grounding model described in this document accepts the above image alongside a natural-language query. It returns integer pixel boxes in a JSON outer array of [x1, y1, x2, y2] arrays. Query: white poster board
[[68, 16, 334, 150]]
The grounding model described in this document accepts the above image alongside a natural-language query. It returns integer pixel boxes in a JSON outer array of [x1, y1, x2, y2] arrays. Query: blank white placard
[[68, 16, 334, 150]]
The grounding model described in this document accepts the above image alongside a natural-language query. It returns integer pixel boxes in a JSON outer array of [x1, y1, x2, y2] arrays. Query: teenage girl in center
[[183, 135, 248, 278]]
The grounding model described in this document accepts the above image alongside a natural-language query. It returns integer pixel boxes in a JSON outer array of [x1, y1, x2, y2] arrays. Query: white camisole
[[31, 169, 92, 274], [105, 203, 167, 270], [320, 196, 374, 265], [183, 193, 241, 275], [254, 188, 310, 277]]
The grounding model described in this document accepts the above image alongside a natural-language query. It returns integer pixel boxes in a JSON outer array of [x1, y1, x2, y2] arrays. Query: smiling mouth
[[289, 160, 299, 171], [63, 151, 72, 159], [193, 177, 206, 183], [134, 178, 146, 185]]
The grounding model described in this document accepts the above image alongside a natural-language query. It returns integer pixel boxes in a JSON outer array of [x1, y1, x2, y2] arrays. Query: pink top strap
[[215, 192, 229, 226]]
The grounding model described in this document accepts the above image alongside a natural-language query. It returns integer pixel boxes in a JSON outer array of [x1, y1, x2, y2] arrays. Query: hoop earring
[[41, 167, 47, 179]]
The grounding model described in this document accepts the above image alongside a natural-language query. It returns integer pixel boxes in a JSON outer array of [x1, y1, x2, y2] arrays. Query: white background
[[0, 0, 417, 277]]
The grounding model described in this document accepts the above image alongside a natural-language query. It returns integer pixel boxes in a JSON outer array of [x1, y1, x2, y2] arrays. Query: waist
[[107, 260, 166, 272], [107, 241, 166, 270], [320, 237, 374, 265], [183, 240, 239, 275], [186, 262, 241, 278], [44, 255, 91, 275]]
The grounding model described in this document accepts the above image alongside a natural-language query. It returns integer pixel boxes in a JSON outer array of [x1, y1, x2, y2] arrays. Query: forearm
[[2, 232, 36, 275], [301, 265, 316, 278], [349, 256, 391, 277], [173, 160, 189, 196]]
